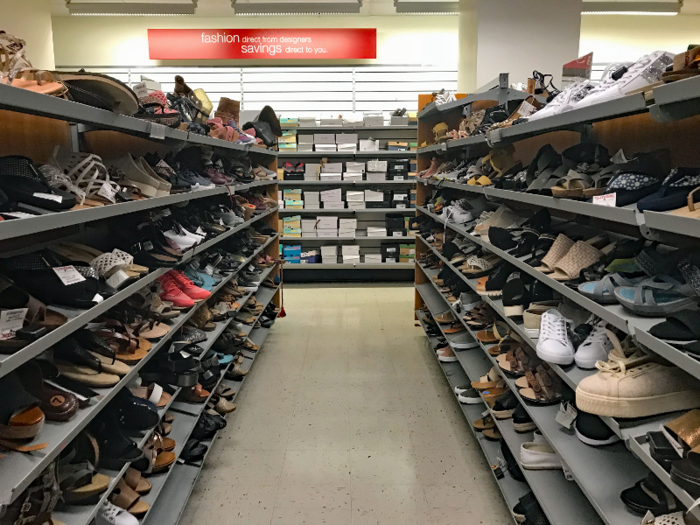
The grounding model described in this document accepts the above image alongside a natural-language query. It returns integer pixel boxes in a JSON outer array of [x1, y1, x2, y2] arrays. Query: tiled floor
[[180, 284, 512, 525]]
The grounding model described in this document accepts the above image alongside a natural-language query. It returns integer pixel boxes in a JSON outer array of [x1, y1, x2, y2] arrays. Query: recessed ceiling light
[[232, 0, 362, 15], [581, 1, 680, 15]]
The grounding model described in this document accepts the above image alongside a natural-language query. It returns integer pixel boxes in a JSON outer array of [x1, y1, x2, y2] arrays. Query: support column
[[4, 0, 55, 70], [459, 0, 582, 93]]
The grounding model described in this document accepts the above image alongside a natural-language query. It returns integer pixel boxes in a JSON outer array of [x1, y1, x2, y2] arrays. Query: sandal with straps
[[58, 433, 110, 503], [460, 254, 503, 278], [497, 345, 542, 378], [476, 320, 509, 344], [48, 146, 121, 206], [519, 364, 562, 406], [94, 321, 151, 364], [0, 31, 67, 96], [110, 478, 150, 517], [123, 467, 151, 495], [136, 433, 176, 476]]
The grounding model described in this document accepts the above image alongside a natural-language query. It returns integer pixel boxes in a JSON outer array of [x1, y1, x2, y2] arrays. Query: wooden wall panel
[[0, 110, 70, 162]]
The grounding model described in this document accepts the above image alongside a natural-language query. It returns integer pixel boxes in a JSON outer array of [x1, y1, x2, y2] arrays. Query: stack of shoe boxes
[[367, 226, 387, 237], [400, 244, 415, 264], [320, 162, 343, 182], [410, 189, 417, 208], [321, 245, 338, 264], [283, 245, 302, 263], [342, 245, 360, 264], [359, 138, 379, 152], [381, 243, 401, 263], [345, 162, 365, 181], [301, 219, 318, 238], [346, 190, 365, 210], [385, 214, 405, 237], [305, 163, 321, 180], [388, 159, 410, 181], [336, 133, 357, 153], [279, 130, 297, 152], [392, 190, 410, 209], [283, 215, 302, 238], [364, 251, 383, 264], [297, 134, 314, 153], [365, 189, 388, 208], [367, 160, 388, 182], [316, 216, 338, 238], [321, 188, 344, 209], [304, 191, 320, 210], [314, 133, 337, 152], [339, 218, 357, 238], [298, 117, 316, 127], [388, 141, 409, 151], [283, 189, 303, 210]]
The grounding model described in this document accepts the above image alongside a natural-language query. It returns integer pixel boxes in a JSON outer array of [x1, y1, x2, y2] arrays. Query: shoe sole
[[492, 409, 514, 420], [457, 395, 483, 404], [574, 354, 608, 370], [524, 328, 539, 339], [576, 389, 700, 418], [535, 346, 574, 366], [513, 422, 537, 433], [574, 426, 620, 447], [519, 463, 562, 470], [437, 356, 458, 362], [451, 341, 480, 350], [503, 305, 524, 317]]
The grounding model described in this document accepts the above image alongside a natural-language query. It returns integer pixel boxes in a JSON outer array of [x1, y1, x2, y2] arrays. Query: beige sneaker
[[576, 343, 700, 418], [522, 301, 560, 338]]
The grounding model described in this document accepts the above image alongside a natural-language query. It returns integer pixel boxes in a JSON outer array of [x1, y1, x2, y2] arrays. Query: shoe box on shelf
[[279, 130, 297, 151], [302, 218, 318, 237], [346, 190, 365, 209], [298, 117, 317, 127], [343, 172, 363, 182], [367, 226, 387, 237], [314, 133, 337, 152], [301, 249, 320, 263], [316, 216, 338, 237], [400, 243, 415, 263], [321, 117, 343, 126], [386, 214, 406, 237], [321, 245, 338, 264], [342, 244, 360, 264], [283, 188, 303, 210], [305, 163, 321, 180], [339, 218, 357, 237], [364, 251, 383, 264], [304, 191, 320, 210], [392, 191, 410, 209], [360, 138, 380, 152], [366, 171, 387, 182], [336, 133, 358, 153], [297, 134, 313, 153], [388, 141, 409, 151], [321, 188, 345, 209], [390, 114, 409, 126], [363, 113, 384, 126], [283, 244, 302, 263], [283, 215, 302, 238], [365, 189, 389, 208], [410, 189, 417, 208], [387, 159, 410, 181], [381, 243, 401, 263]]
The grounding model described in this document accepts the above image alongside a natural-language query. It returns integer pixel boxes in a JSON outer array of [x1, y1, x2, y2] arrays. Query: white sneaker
[[575, 51, 673, 109], [96, 501, 138, 525], [528, 80, 590, 122], [575, 318, 613, 369], [520, 440, 562, 470], [536, 310, 574, 365]]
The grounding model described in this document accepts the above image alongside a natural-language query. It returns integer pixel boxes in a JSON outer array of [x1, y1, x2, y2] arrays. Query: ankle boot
[[216, 97, 240, 127]]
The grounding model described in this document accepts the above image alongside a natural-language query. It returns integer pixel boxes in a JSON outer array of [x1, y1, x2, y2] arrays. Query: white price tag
[[395, 204, 407, 209], [33, 192, 62, 203], [132, 82, 150, 98], [385, 258, 397, 263], [92, 293, 104, 304], [106, 270, 130, 289], [394, 176, 405, 181], [149, 122, 166, 140], [481, 409, 490, 417], [52, 265, 87, 286], [641, 511, 655, 525], [392, 231, 404, 237], [592, 193, 616, 207], [97, 182, 117, 204], [611, 148, 628, 164], [518, 100, 538, 117], [0, 308, 27, 340], [204, 264, 215, 276], [219, 218, 225, 226], [555, 401, 578, 429]]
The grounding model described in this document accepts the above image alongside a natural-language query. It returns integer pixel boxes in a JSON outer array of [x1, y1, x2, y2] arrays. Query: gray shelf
[[280, 234, 415, 242], [417, 135, 486, 156], [418, 85, 535, 120], [0, 84, 276, 158], [649, 75, 700, 122], [281, 125, 416, 132], [284, 262, 414, 269], [279, 208, 415, 214], [278, 180, 414, 186], [279, 150, 413, 158], [643, 210, 700, 241], [0, 180, 277, 243]]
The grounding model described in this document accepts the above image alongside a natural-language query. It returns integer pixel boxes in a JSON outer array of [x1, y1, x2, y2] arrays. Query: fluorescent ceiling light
[[232, 0, 362, 15], [394, 0, 457, 13], [581, 1, 681, 14], [66, 0, 197, 15]]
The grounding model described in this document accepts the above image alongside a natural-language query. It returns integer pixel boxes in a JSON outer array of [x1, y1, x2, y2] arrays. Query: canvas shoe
[[576, 338, 700, 418], [456, 387, 482, 404], [535, 309, 574, 365], [519, 440, 561, 470], [96, 501, 138, 525], [437, 345, 458, 362], [575, 51, 674, 109], [575, 320, 613, 369], [522, 301, 560, 338]]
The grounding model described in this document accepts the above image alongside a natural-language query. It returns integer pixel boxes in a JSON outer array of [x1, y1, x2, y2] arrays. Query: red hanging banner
[[148, 28, 377, 60]]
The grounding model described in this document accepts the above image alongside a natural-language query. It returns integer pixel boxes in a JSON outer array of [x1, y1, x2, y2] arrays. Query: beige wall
[[580, 14, 700, 64], [4, 0, 55, 70], [51, 15, 459, 68]]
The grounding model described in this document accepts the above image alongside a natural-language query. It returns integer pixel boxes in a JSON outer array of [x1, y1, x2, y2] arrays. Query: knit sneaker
[[168, 270, 211, 301]]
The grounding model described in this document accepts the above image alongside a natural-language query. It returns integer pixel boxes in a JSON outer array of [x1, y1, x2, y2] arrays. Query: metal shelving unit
[[277, 180, 414, 186], [279, 150, 414, 158], [281, 125, 416, 132]]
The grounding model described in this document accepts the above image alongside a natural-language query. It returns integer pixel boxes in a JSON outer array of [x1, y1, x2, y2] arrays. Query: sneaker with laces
[[575, 319, 613, 369], [158, 274, 195, 308], [168, 270, 211, 301], [535, 309, 574, 365], [96, 500, 138, 525]]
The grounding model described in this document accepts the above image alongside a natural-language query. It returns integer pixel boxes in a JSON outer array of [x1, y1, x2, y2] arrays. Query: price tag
[[132, 82, 149, 98], [149, 122, 166, 140], [592, 193, 616, 207], [97, 182, 117, 204], [385, 257, 397, 263], [0, 309, 27, 340], [394, 176, 405, 181], [481, 409, 490, 417], [204, 264, 215, 276], [33, 192, 62, 203], [395, 204, 407, 209], [92, 293, 104, 304], [641, 512, 655, 525], [392, 231, 404, 237], [219, 218, 225, 226], [52, 265, 87, 286], [555, 401, 578, 429], [518, 100, 538, 117]]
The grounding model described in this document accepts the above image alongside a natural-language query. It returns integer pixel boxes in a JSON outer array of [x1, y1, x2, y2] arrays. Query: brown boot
[[174, 75, 192, 97], [216, 97, 240, 127]]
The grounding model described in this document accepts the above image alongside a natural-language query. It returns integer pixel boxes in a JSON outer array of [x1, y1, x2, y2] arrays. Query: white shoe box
[[320, 173, 342, 181], [359, 139, 379, 151], [301, 219, 318, 231], [346, 191, 365, 202], [297, 143, 314, 152], [298, 117, 317, 127], [304, 203, 321, 209], [320, 118, 343, 126], [367, 160, 388, 171], [366, 171, 386, 182], [337, 144, 357, 152], [343, 172, 363, 181], [342, 245, 360, 256], [302, 231, 318, 238], [364, 254, 383, 263], [367, 227, 387, 237], [339, 228, 356, 237], [316, 216, 338, 228], [298, 135, 314, 144], [304, 191, 320, 202], [342, 255, 361, 264], [364, 190, 385, 202], [347, 201, 365, 209], [315, 144, 337, 152], [321, 245, 338, 263], [323, 201, 346, 209], [321, 188, 342, 202], [336, 133, 358, 144], [339, 218, 357, 228], [314, 133, 336, 144], [363, 114, 384, 126], [305, 163, 321, 175], [345, 162, 365, 173], [317, 229, 338, 238], [322, 163, 343, 173]]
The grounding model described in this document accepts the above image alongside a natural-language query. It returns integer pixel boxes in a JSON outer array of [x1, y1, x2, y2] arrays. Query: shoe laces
[[540, 311, 571, 341], [580, 319, 608, 347], [159, 274, 187, 295], [100, 501, 121, 523], [169, 270, 195, 288], [596, 351, 652, 377]]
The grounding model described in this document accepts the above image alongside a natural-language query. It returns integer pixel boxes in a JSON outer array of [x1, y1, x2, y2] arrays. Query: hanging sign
[[148, 29, 377, 60]]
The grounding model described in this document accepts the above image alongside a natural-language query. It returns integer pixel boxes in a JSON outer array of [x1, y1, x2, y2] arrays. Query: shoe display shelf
[[415, 278, 604, 525], [0, 86, 284, 522], [0, 221, 280, 514], [278, 180, 414, 187], [416, 258, 646, 525], [279, 208, 415, 214], [142, 285, 281, 525], [281, 124, 416, 132]]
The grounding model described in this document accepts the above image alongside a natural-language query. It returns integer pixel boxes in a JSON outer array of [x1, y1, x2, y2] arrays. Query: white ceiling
[[52, 0, 697, 17]]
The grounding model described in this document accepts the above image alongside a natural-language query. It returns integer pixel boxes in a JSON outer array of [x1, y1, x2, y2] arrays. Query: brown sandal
[[124, 467, 151, 495], [472, 415, 495, 431], [142, 434, 176, 476], [110, 478, 150, 517], [519, 365, 562, 406]]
